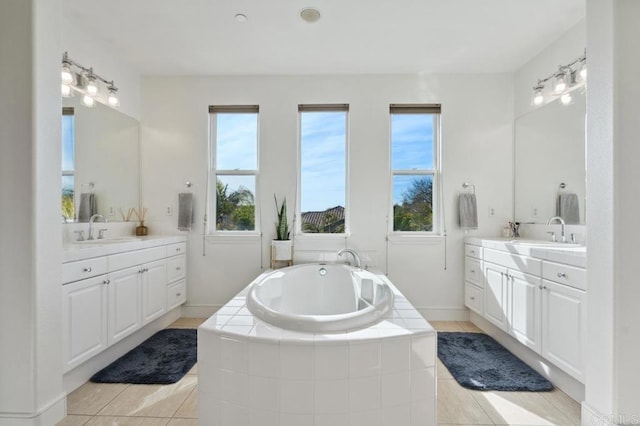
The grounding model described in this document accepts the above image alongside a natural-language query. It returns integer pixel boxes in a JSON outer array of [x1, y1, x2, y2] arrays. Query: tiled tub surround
[[199, 266, 437, 426]]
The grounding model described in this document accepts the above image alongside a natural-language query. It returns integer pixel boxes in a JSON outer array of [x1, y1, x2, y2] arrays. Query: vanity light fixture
[[531, 50, 586, 107], [60, 52, 120, 108]]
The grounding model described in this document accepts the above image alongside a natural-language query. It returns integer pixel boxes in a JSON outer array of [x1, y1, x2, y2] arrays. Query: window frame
[[208, 105, 260, 236], [296, 104, 350, 237], [389, 104, 442, 235]]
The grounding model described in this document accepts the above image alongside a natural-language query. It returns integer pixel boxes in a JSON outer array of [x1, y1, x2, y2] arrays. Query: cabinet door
[[108, 266, 141, 345], [62, 275, 108, 372], [542, 279, 586, 382], [484, 262, 508, 331], [509, 270, 542, 354], [141, 259, 167, 325]]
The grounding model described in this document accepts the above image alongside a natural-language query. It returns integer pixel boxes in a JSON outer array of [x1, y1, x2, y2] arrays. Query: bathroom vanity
[[61, 236, 187, 373], [464, 237, 586, 383]]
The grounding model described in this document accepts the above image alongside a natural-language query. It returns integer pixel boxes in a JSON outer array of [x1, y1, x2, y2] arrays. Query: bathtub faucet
[[337, 248, 361, 269]]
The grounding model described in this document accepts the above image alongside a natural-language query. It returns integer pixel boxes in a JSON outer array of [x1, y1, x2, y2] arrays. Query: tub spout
[[337, 248, 361, 269]]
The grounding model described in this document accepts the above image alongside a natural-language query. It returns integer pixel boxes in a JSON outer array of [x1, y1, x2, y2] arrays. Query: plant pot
[[135, 221, 148, 236], [271, 240, 292, 261]]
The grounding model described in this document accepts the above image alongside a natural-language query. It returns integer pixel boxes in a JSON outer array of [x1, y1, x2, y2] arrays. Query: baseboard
[[417, 307, 470, 321], [63, 307, 181, 394], [181, 304, 221, 318], [470, 312, 585, 402], [0, 392, 66, 426]]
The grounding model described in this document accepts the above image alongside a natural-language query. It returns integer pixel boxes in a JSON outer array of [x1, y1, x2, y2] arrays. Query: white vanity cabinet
[[166, 242, 187, 311], [464, 244, 484, 315], [464, 239, 586, 382], [62, 237, 186, 372]]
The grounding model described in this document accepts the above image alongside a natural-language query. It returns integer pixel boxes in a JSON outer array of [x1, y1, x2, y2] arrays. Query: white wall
[[0, 0, 65, 424], [140, 74, 513, 318], [61, 16, 141, 120]]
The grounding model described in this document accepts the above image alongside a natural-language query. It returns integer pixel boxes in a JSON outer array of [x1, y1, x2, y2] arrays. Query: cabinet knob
[[470, 250, 475, 254], [470, 296, 475, 301], [176, 248, 181, 252], [557, 272, 567, 279], [470, 269, 475, 273], [83, 267, 92, 273], [176, 292, 181, 297], [103, 279, 110, 285], [543, 285, 548, 290], [176, 266, 182, 271], [539, 285, 543, 290]]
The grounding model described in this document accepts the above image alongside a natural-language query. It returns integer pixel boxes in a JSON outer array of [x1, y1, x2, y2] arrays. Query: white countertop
[[62, 235, 187, 263], [465, 237, 586, 268]]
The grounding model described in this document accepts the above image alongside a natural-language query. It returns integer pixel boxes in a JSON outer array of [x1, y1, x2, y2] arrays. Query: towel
[[557, 193, 580, 224], [178, 193, 194, 231], [77, 193, 96, 222], [458, 193, 478, 230]]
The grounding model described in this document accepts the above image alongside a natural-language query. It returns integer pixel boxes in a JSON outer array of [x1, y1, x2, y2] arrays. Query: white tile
[[280, 413, 313, 426], [249, 323, 282, 341], [347, 327, 380, 340], [349, 341, 381, 377], [411, 367, 435, 402], [221, 325, 253, 336], [349, 375, 380, 412], [197, 332, 221, 368], [198, 365, 221, 403], [204, 314, 232, 328], [280, 329, 315, 342], [221, 336, 248, 372], [349, 409, 383, 426], [279, 379, 314, 414], [226, 315, 256, 327], [236, 307, 252, 316], [315, 412, 349, 426], [314, 343, 348, 380], [380, 403, 410, 425], [248, 341, 279, 377], [221, 401, 249, 426], [404, 318, 430, 330], [249, 408, 279, 426], [198, 400, 220, 426], [411, 398, 436, 426], [381, 371, 411, 407], [220, 370, 247, 406], [381, 337, 410, 374], [396, 308, 424, 319], [280, 344, 314, 379], [249, 375, 279, 411], [411, 335, 435, 370], [314, 379, 348, 414], [226, 298, 245, 307], [217, 305, 242, 316]]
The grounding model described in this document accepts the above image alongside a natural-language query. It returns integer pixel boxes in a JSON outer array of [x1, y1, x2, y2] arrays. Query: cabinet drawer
[[465, 244, 482, 259], [62, 257, 108, 283], [483, 248, 541, 276], [543, 261, 586, 291], [167, 279, 186, 311], [465, 283, 483, 315], [167, 255, 186, 283], [108, 246, 166, 272], [465, 258, 483, 287], [166, 242, 187, 257]]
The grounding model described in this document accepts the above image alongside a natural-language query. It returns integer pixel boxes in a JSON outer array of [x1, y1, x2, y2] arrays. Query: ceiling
[[62, 0, 585, 76]]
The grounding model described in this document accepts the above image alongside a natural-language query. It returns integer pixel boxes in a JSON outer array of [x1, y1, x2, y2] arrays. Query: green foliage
[[216, 179, 255, 230], [274, 195, 290, 240], [393, 177, 433, 231], [62, 188, 74, 221]]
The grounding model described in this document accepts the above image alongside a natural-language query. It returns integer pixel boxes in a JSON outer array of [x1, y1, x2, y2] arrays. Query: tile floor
[[57, 319, 581, 426]]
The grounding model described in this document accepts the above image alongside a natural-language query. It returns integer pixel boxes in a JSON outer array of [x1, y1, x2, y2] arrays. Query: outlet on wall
[[488, 207, 495, 217], [166, 206, 173, 216], [108, 206, 115, 216]]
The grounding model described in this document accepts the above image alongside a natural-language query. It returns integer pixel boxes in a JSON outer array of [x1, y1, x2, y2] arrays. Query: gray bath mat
[[438, 332, 553, 391]]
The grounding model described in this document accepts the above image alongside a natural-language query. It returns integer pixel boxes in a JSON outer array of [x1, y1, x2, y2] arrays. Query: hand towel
[[77, 193, 96, 222], [178, 193, 194, 231], [459, 193, 478, 230], [557, 193, 580, 224]]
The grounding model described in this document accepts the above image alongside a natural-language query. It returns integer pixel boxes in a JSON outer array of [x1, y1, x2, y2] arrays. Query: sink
[[73, 236, 142, 244], [509, 239, 583, 248]]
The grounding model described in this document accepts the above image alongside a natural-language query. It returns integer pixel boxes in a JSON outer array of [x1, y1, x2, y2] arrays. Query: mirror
[[62, 96, 140, 222], [514, 90, 586, 225]]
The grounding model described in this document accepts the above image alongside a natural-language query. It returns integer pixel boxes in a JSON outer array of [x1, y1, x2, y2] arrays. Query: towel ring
[[462, 182, 476, 194]]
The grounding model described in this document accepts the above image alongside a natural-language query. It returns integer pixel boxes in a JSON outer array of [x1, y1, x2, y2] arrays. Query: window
[[62, 107, 75, 222], [209, 105, 259, 232], [390, 104, 441, 233], [299, 104, 348, 234]]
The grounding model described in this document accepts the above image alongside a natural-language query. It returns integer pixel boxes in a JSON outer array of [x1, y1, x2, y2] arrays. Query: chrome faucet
[[546, 216, 566, 243], [88, 214, 108, 240], [337, 248, 361, 269]]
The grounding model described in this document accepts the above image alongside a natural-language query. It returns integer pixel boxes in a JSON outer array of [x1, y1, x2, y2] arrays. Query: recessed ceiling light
[[235, 13, 247, 22], [300, 7, 321, 23]]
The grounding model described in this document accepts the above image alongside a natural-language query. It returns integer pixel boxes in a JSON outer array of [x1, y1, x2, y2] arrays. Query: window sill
[[205, 232, 261, 244], [387, 233, 444, 245]]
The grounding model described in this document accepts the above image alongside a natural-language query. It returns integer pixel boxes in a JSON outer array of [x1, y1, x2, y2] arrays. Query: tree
[[216, 179, 255, 230], [62, 187, 74, 221], [393, 177, 433, 231]]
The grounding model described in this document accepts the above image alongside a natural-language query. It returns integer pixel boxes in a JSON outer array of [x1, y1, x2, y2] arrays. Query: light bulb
[[107, 86, 119, 107], [86, 75, 98, 96], [532, 86, 544, 106], [61, 83, 72, 97], [61, 63, 74, 84], [560, 93, 572, 105], [553, 72, 567, 94], [82, 94, 95, 107]]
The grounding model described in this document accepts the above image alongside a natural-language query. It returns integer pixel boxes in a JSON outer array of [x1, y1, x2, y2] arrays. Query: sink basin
[[509, 239, 583, 248], [73, 236, 142, 244]]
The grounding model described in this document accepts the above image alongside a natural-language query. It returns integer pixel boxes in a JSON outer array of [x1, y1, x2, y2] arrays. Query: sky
[[62, 114, 75, 192]]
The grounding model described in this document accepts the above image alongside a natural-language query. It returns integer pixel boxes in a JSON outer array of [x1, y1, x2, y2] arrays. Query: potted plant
[[271, 195, 292, 266]]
